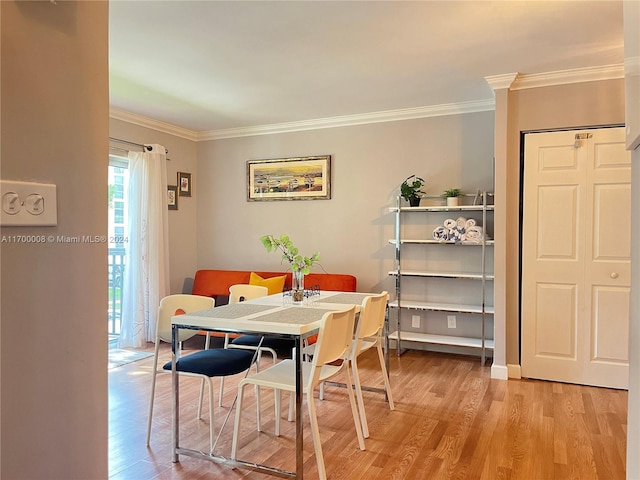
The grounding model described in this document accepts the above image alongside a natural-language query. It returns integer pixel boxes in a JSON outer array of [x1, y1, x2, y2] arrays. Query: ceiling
[[109, 1, 625, 137]]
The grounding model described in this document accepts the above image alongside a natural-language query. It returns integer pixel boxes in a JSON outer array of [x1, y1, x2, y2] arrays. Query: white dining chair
[[299, 292, 394, 437], [227, 284, 296, 360], [218, 284, 269, 406], [146, 294, 256, 451], [349, 291, 395, 438], [231, 306, 365, 480]]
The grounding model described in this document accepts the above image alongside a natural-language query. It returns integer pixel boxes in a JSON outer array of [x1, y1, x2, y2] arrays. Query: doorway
[[521, 126, 630, 389], [108, 155, 129, 341]]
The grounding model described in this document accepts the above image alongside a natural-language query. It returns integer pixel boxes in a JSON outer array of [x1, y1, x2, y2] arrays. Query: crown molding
[[626, 56, 640, 75], [110, 64, 624, 141], [109, 107, 199, 141], [198, 99, 496, 140], [512, 64, 624, 90], [484, 73, 519, 92]]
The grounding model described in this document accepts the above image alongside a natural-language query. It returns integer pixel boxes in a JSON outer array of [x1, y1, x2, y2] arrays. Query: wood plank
[[108, 343, 627, 479]]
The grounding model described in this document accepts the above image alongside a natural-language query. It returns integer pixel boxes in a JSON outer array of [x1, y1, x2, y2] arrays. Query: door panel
[[522, 127, 630, 389], [535, 283, 577, 358], [593, 184, 631, 261], [537, 185, 579, 259], [592, 285, 630, 363]]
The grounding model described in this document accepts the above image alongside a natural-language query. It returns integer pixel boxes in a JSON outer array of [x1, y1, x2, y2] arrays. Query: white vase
[[446, 197, 460, 207]]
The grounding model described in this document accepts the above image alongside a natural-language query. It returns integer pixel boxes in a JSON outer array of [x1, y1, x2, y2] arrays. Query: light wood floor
[[109, 343, 627, 479]]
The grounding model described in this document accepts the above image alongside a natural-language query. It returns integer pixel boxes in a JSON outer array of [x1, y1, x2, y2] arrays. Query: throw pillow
[[249, 272, 286, 295]]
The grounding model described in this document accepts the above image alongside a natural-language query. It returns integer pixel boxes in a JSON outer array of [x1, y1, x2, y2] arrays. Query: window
[[108, 154, 129, 335]]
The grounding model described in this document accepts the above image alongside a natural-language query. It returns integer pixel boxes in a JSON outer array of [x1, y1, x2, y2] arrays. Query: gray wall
[[112, 79, 627, 375], [1, 2, 109, 478], [195, 112, 495, 293]]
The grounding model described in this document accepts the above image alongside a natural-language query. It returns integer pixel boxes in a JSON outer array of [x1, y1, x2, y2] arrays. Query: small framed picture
[[167, 185, 178, 210], [178, 172, 192, 197]]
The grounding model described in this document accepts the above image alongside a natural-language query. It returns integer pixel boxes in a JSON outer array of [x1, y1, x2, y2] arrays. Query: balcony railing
[[108, 248, 125, 335]]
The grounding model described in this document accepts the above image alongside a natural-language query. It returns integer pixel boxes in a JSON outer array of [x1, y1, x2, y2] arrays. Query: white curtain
[[118, 145, 170, 348]]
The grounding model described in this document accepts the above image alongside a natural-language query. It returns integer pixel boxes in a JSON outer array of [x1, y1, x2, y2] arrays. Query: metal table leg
[[295, 335, 304, 479], [172, 324, 179, 463]]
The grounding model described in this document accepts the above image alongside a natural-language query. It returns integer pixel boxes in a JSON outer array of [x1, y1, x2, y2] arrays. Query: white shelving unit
[[389, 192, 494, 365]]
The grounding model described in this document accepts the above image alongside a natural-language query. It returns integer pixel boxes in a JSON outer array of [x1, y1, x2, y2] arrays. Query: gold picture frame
[[246, 155, 331, 201]]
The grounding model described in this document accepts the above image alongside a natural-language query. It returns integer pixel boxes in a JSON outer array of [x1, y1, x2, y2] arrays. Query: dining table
[[170, 289, 387, 480]]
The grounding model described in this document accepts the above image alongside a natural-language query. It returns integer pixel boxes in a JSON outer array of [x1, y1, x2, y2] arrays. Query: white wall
[[1, 2, 109, 478], [195, 112, 495, 293]]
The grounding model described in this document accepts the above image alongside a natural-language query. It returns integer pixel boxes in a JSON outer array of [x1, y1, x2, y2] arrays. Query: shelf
[[389, 205, 495, 213], [389, 270, 494, 280], [389, 191, 494, 364], [389, 300, 494, 314], [389, 239, 494, 246], [388, 331, 494, 350]]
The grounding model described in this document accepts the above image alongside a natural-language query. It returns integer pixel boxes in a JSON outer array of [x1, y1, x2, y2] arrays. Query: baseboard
[[507, 363, 522, 379], [491, 364, 509, 380]]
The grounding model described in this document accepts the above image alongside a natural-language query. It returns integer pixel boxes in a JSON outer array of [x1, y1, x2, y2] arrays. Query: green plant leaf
[[400, 174, 426, 200], [260, 233, 320, 274]]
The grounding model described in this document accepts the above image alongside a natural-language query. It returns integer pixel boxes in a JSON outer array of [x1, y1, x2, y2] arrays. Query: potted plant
[[260, 234, 320, 303], [400, 175, 426, 207], [442, 188, 463, 206]]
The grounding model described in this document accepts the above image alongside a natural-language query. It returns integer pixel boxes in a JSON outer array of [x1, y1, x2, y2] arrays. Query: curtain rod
[[109, 137, 169, 155]]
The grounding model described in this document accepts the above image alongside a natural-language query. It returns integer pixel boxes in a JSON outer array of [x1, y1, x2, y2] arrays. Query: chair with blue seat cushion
[[229, 334, 296, 353], [163, 348, 255, 377], [146, 294, 257, 452], [218, 284, 272, 407], [162, 348, 255, 450], [227, 283, 295, 359], [224, 284, 298, 421]]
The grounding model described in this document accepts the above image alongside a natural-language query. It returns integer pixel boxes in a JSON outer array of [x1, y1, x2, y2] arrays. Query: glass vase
[[292, 270, 305, 304]]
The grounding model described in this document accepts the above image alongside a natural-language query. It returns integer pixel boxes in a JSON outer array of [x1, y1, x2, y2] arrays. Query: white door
[[521, 127, 631, 389]]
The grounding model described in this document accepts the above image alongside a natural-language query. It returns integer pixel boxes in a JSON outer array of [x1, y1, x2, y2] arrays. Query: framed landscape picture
[[246, 155, 331, 201]]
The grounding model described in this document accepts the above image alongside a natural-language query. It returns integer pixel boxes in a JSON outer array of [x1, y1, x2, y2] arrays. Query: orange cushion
[[249, 272, 286, 295]]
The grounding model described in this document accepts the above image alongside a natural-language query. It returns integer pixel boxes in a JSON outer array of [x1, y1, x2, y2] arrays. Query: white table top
[[172, 290, 374, 336]]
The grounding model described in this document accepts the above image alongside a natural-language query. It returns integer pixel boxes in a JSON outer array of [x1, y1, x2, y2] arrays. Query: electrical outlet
[[447, 315, 456, 328], [411, 315, 420, 328]]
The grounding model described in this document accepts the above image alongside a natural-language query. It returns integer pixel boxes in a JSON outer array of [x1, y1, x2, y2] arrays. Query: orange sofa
[[191, 269, 357, 305]]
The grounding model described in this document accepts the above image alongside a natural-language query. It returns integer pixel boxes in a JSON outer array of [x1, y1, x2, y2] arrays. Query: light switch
[[25, 194, 45, 215], [2, 192, 21, 215], [0, 180, 57, 226]]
